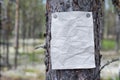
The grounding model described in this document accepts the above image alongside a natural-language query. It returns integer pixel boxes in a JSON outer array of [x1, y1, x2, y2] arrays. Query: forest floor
[[0, 39, 120, 80], [0, 51, 119, 80], [101, 51, 120, 80]]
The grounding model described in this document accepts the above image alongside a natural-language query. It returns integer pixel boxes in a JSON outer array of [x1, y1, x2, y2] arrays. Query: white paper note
[[51, 11, 95, 70]]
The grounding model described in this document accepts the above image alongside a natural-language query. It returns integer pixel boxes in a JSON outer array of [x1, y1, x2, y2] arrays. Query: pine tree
[[45, 0, 104, 80]]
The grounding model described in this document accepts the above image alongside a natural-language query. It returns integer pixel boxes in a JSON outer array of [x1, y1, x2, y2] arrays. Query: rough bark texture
[[45, 0, 103, 80]]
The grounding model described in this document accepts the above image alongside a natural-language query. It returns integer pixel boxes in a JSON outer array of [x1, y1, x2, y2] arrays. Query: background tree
[[0, 1, 1, 30], [104, 0, 116, 39], [1, 0, 45, 68], [112, 0, 120, 53], [0, 0, 1, 49], [19, 0, 45, 38], [45, 0, 104, 80], [14, 0, 19, 68]]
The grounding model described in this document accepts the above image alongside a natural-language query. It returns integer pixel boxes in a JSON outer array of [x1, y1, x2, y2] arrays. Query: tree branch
[[93, 58, 120, 80]]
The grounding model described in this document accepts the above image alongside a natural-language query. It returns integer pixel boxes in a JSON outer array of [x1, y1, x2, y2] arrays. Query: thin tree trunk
[[0, 1, 2, 77], [14, 0, 19, 69], [115, 15, 120, 53], [112, 0, 120, 53], [45, 0, 103, 80], [6, 0, 12, 68], [0, 1, 1, 30]]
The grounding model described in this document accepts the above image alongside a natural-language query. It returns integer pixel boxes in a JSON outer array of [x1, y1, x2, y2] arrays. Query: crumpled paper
[[51, 11, 95, 70]]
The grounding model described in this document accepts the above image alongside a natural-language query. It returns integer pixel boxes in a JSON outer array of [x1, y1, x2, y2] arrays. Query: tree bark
[[45, 0, 103, 80], [115, 15, 120, 53], [0, 1, 1, 30], [14, 0, 19, 69], [0, 1, 2, 77], [6, 0, 13, 68], [112, 0, 120, 53]]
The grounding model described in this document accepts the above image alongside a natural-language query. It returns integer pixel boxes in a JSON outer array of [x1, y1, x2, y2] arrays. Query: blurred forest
[[1, 0, 45, 38], [0, 0, 120, 80], [104, 0, 120, 52], [0, 0, 46, 80]]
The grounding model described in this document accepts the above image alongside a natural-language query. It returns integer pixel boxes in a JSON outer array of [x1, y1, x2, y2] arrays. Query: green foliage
[[101, 75, 119, 80], [19, 0, 46, 38], [20, 50, 44, 63], [2, 0, 45, 38], [24, 68, 38, 73], [102, 39, 115, 50]]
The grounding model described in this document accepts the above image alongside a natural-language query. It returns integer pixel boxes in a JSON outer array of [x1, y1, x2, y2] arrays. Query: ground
[[0, 39, 120, 80]]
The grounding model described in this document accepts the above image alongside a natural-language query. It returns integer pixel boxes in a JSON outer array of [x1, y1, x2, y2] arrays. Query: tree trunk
[[14, 0, 19, 69], [115, 15, 120, 53], [112, 0, 120, 53], [45, 0, 103, 80], [0, 1, 1, 30], [0, 1, 2, 77], [6, 0, 13, 68]]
